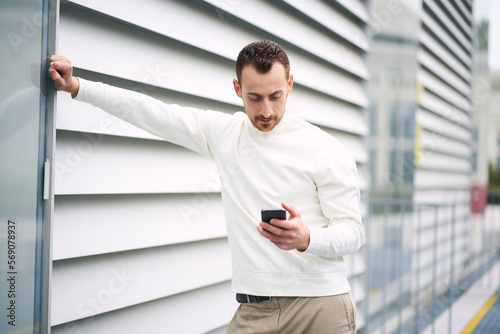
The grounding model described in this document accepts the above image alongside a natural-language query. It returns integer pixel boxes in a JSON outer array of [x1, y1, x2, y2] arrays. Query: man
[[49, 40, 364, 334]]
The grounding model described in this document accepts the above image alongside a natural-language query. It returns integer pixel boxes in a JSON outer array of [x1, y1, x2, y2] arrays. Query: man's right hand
[[48, 55, 80, 98]]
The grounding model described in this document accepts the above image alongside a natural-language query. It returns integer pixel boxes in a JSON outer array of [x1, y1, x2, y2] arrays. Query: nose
[[261, 99, 273, 118]]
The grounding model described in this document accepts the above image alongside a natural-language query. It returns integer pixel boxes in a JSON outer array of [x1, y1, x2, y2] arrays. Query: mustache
[[254, 115, 278, 122]]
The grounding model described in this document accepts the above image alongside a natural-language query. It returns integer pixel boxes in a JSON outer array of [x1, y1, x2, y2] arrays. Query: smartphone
[[261, 209, 286, 223]]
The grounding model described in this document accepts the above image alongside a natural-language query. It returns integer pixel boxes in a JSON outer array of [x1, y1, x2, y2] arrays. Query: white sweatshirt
[[75, 78, 365, 297]]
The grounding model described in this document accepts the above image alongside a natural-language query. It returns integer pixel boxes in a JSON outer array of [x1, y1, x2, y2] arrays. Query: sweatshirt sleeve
[[74, 78, 230, 158], [303, 142, 365, 257]]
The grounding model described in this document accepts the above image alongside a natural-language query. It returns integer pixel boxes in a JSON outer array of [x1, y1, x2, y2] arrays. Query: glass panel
[[0, 0, 46, 332]]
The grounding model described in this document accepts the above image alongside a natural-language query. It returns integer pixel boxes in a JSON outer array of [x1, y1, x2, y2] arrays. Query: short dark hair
[[235, 40, 290, 83]]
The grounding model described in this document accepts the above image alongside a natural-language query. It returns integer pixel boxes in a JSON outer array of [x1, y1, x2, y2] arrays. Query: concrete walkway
[[422, 260, 500, 334]]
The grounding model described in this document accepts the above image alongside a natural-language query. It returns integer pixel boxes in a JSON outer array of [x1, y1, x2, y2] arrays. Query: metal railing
[[360, 197, 500, 334]]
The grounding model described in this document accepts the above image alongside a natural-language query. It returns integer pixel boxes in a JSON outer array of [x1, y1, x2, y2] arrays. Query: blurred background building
[[471, 18, 490, 213], [364, 1, 490, 333], [2, 1, 499, 334], [488, 71, 500, 184], [368, 0, 419, 201]]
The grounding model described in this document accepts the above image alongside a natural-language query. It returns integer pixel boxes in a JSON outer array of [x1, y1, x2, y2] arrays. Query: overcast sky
[[475, 0, 500, 71]]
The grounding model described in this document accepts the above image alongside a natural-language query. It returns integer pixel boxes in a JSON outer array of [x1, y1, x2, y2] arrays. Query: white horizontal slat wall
[[415, 0, 473, 203], [51, 0, 370, 333], [413, 0, 473, 300]]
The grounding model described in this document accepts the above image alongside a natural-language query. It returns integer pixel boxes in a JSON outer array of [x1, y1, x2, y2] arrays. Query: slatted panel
[[55, 130, 221, 195], [419, 128, 471, 159], [413, 189, 470, 204], [52, 193, 226, 260], [416, 0, 473, 197], [51, 238, 232, 325], [413, 0, 473, 319], [51, 281, 237, 334], [417, 107, 470, 142], [52, 0, 370, 332]]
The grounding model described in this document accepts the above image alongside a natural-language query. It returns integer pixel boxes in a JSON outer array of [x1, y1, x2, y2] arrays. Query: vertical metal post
[[414, 204, 422, 334], [381, 202, 389, 334], [495, 194, 500, 282], [487, 202, 493, 287], [448, 203, 456, 334], [364, 199, 373, 334], [479, 207, 485, 284], [431, 205, 439, 334], [397, 200, 406, 333], [39, 1, 59, 333]]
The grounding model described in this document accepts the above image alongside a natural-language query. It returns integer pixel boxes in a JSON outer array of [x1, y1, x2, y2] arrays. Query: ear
[[287, 74, 294, 93], [233, 79, 242, 98]]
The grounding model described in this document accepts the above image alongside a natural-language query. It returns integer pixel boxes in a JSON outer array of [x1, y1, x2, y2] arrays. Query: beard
[[252, 114, 280, 132]]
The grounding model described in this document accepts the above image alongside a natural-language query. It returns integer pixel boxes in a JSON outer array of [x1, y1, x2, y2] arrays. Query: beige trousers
[[226, 292, 356, 334]]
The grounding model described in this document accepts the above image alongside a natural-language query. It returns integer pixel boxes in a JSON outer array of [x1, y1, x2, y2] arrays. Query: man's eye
[[270, 96, 281, 101], [250, 97, 262, 102]]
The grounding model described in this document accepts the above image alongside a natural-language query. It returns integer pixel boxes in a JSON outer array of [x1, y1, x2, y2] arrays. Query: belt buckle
[[260, 296, 272, 303]]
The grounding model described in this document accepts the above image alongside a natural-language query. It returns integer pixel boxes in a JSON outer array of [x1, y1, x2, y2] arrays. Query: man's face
[[233, 63, 293, 132]]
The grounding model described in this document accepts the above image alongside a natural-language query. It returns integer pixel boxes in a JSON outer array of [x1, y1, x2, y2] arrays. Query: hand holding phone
[[261, 209, 287, 223], [258, 204, 310, 251]]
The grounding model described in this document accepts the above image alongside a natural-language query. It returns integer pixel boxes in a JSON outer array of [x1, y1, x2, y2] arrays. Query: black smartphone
[[261, 209, 286, 223]]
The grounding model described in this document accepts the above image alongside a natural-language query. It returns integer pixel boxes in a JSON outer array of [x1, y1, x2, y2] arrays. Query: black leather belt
[[236, 293, 272, 303]]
